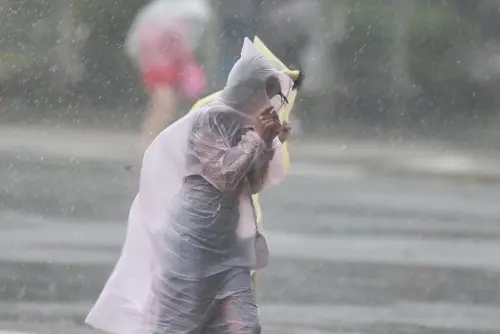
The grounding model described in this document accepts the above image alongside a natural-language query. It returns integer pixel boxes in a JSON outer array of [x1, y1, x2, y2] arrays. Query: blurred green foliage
[[0, 52, 36, 70], [336, 0, 481, 88], [71, 0, 146, 105], [336, 1, 394, 95], [330, 0, 489, 120], [73, 0, 144, 43], [4, 0, 500, 120], [407, 3, 479, 86]]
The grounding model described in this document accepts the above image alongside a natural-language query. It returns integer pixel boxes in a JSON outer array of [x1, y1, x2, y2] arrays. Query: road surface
[[1, 146, 500, 333]]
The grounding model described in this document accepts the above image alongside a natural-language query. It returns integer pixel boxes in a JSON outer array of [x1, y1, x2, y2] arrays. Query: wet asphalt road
[[1, 149, 500, 334]]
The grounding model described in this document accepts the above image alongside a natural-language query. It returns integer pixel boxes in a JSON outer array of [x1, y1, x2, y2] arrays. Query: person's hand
[[268, 109, 282, 142], [278, 121, 292, 143], [255, 107, 281, 146]]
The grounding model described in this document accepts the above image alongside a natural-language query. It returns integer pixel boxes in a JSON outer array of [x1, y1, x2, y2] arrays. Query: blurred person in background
[[125, 0, 211, 151]]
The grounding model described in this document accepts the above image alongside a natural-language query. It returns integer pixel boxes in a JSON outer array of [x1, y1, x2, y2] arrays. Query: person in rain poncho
[[189, 36, 303, 291], [125, 0, 211, 151], [86, 38, 294, 334]]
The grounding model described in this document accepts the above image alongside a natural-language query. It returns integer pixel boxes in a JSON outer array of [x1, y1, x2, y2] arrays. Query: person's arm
[[191, 112, 266, 192], [247, 140, 277, 194], [248, 119, 291, 193]]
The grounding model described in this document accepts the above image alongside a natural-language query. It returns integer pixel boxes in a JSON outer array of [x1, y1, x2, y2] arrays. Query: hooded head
[[218, 38, 293, 118]]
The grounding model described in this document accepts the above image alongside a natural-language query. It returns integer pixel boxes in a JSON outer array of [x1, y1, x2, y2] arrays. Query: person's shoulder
[[196, 104, 234, 122], [190, 104, 221, 129], [192, 105, 242, 137], [190, 91, 222, 111]]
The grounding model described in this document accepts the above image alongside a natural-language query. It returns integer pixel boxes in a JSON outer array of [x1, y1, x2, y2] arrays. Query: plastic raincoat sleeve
[[247, 141, 279, 194], [191, 111, 267, 192]]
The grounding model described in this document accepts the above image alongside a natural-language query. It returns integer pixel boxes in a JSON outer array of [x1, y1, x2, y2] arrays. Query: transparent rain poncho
[[86, 38, 293, 334]]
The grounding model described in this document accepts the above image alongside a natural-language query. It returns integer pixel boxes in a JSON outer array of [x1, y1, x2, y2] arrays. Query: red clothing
[[142, 62, 182, 91], [138, 22, 206, 99], [139, 22, 190, 89]]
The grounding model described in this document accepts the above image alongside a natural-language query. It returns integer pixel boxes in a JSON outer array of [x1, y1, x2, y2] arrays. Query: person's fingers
[[258, 112, 275, 123], [264, 122, 280, 137], [262, 119, 275, 129], [270, 122, 282, 135], [271, 110, 279, 120], [258, 106, 274, 117], [281, 121, 292, 130], [259, 115, 274, 123], [265, 117, 279, 126], [271, 122, 281, 132]]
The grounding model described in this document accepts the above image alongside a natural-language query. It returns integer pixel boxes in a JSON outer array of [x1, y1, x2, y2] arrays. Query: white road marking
[[260, 302, 500, 332], [2, 302, 500, 332], [1, 219, 499, 270], [289, 162, 365, 179]]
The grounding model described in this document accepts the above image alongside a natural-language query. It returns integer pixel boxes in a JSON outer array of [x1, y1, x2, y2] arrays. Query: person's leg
[[141, 86, 176, 151], [207, 268, 261, 334], [152, 271, 218, 334], [221, 292, 261, 334]]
